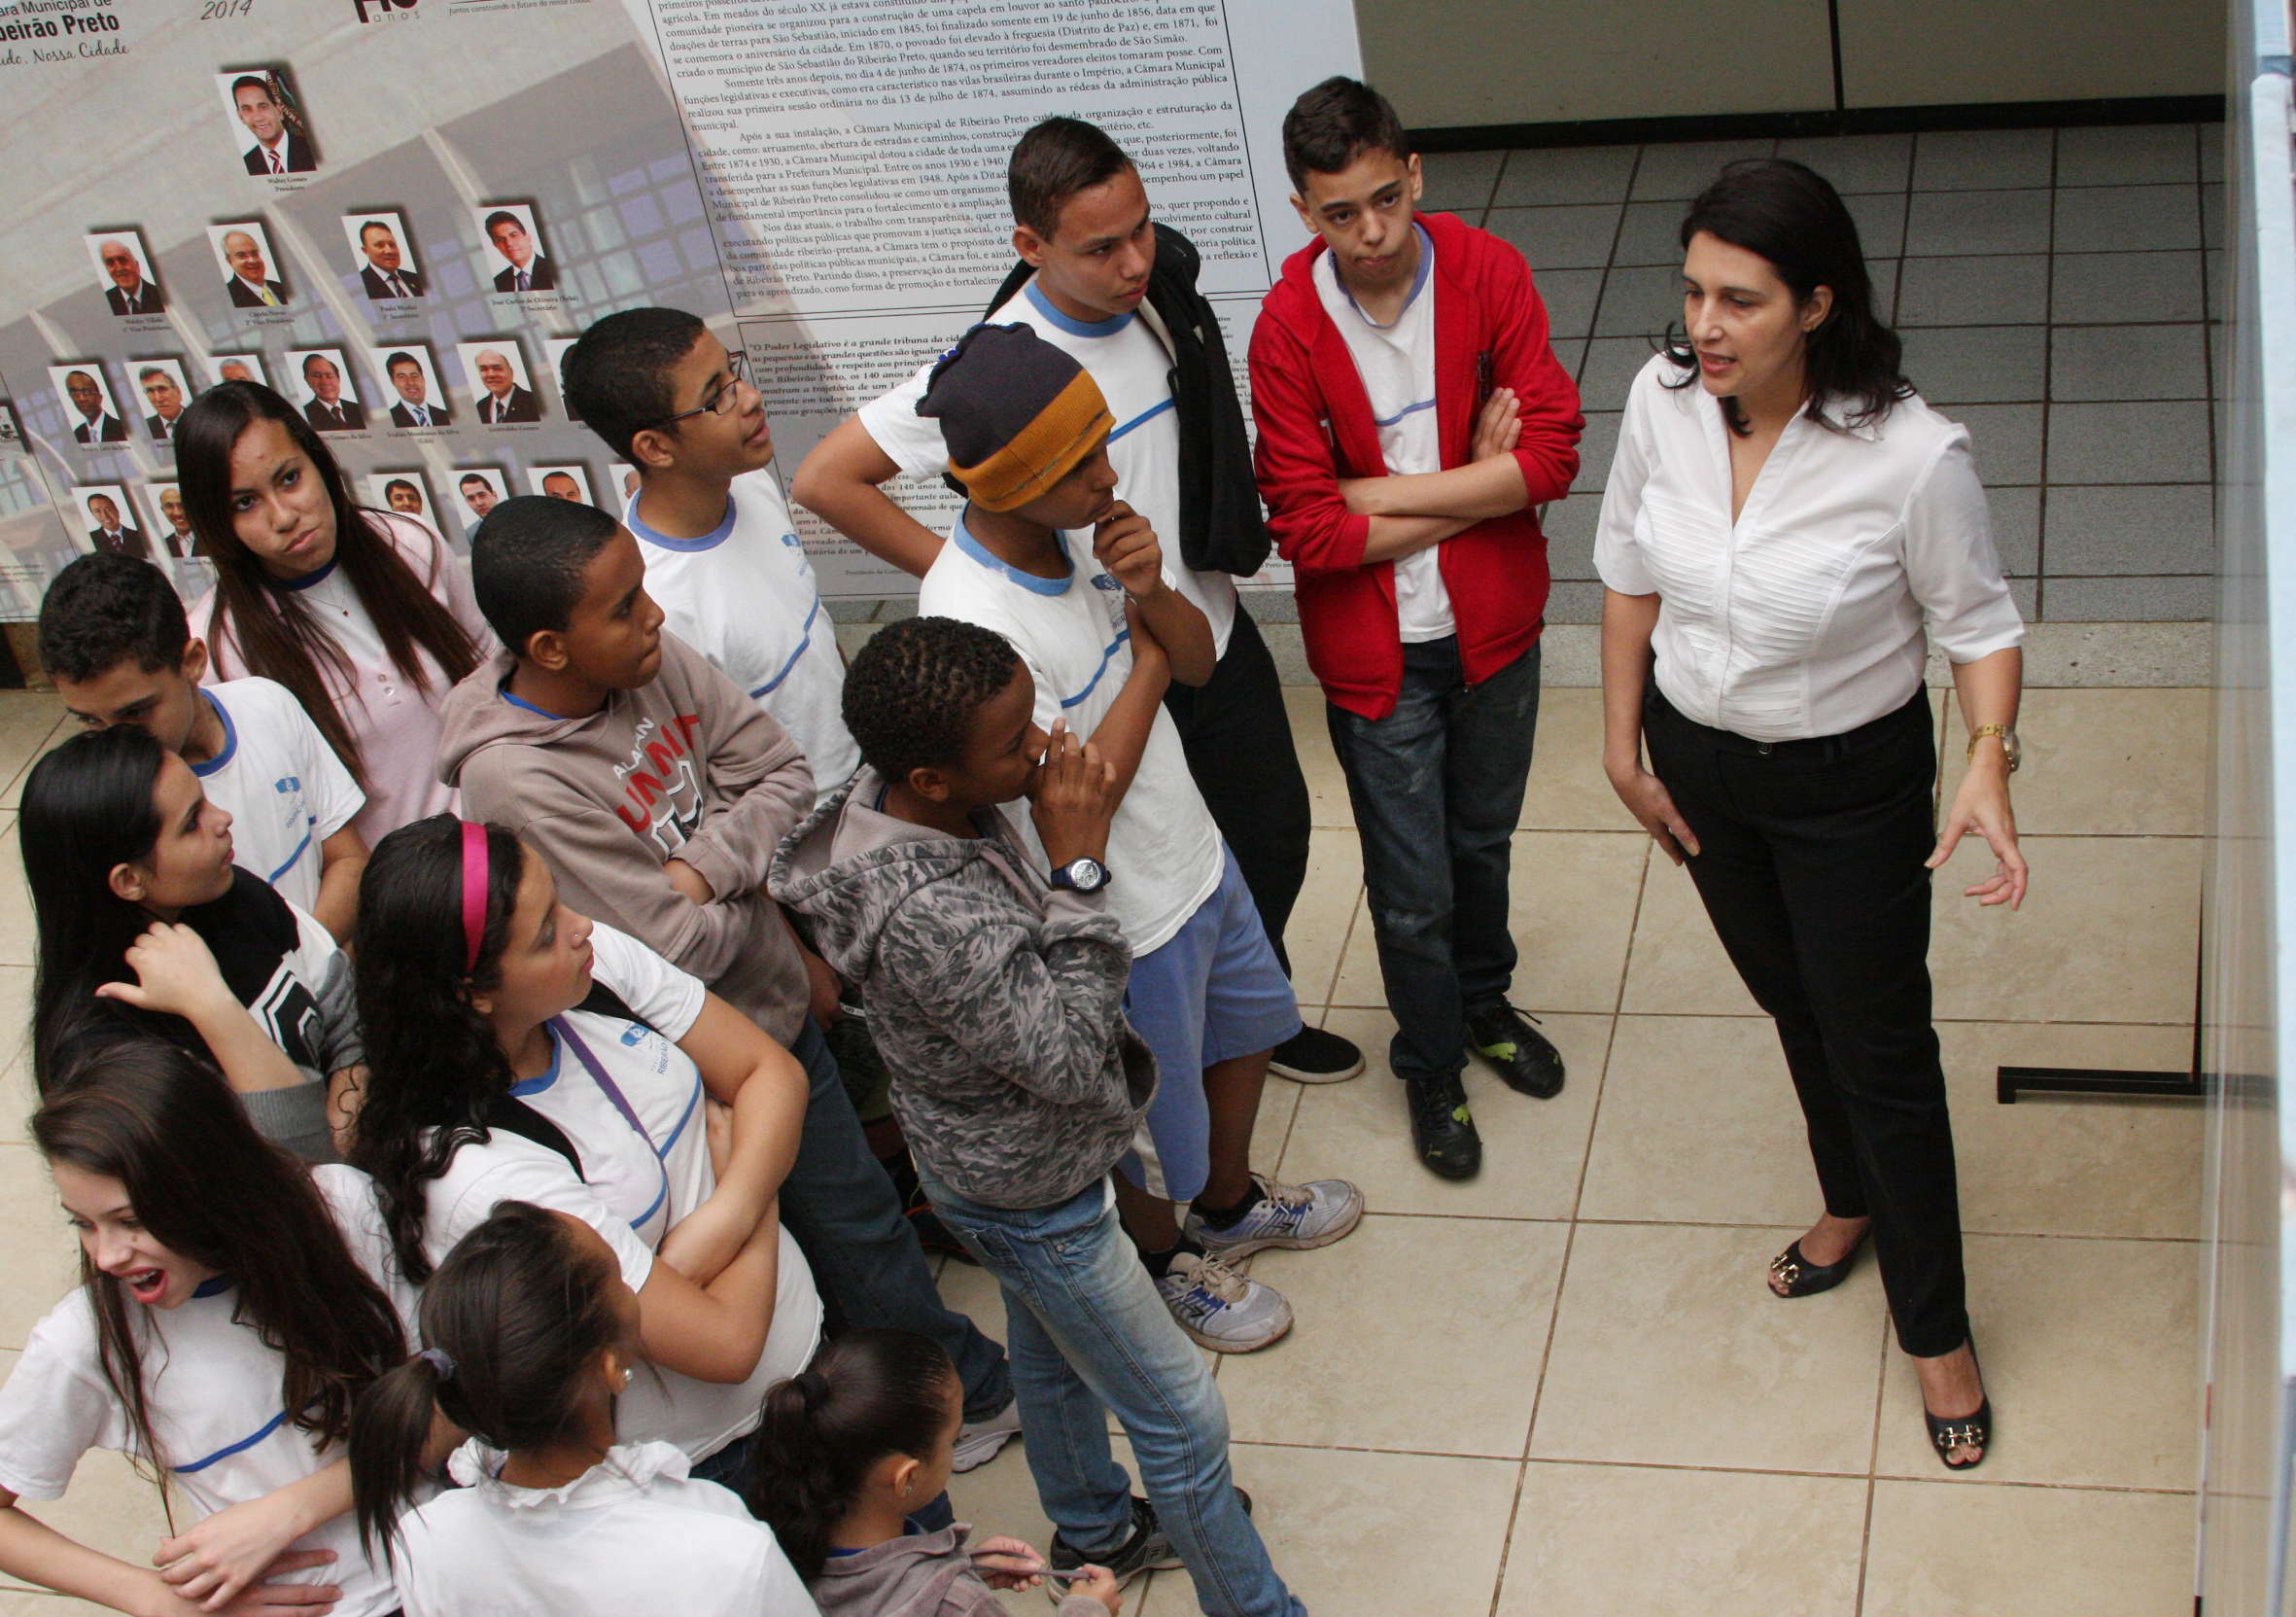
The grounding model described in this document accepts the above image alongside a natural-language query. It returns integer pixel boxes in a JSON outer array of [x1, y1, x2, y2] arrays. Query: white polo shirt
[[626, 470, 860, 802], [916, 518, 1222, 955], [192, 678, 365, 914], [860, 277, 1240, 658], [0, 1167, 419, 1617], [393, 1439, 818, 1617], [417, 923, 822, 1461]]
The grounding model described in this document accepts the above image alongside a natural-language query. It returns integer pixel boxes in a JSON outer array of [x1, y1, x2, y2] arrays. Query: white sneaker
[[1157, 1251, 1293, 1353], [953, 1398, 1022, 1472], [1184, 1173, 1365, 1259]]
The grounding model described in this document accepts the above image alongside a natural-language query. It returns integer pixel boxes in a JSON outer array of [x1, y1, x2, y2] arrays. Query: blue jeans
[[780, 1019, 1012, 1423], [1326, 637, 1541, 1083], [920, 1171, 1305, 1617]]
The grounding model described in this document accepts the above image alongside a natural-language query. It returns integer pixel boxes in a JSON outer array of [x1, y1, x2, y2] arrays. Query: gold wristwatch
[[1966, 723, 2021, 772]]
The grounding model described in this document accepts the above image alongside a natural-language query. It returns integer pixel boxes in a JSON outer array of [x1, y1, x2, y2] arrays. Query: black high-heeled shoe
[[1925, 1396, 1992, 1470], [1766, 1231, 1868, 1298]]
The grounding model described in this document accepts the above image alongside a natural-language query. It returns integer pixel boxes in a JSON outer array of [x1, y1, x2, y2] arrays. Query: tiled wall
[[1428, 123, 2225, 626]]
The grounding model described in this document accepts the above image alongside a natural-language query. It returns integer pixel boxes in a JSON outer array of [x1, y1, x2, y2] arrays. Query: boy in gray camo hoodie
[[771, 615, 1307, 1615]]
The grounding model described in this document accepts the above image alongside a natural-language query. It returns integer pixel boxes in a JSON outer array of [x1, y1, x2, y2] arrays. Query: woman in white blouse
[[1595, 158, 2026, 1470]]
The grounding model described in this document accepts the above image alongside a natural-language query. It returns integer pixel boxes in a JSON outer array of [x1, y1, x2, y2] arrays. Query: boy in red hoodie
[[1247, 77, 1584, 1181]]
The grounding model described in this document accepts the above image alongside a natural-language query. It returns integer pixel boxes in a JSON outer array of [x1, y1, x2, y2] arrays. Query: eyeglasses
[[645, 351, 749, 431]]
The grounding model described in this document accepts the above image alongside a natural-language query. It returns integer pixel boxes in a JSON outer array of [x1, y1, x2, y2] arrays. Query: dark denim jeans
[[780, 1018, 1012, 1422], [1326, 637, 1541, 1083]]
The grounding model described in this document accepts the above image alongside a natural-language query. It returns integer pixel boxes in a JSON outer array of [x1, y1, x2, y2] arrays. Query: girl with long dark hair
[[1598, 158, 2025, 1467], [23, 726, 363, 1163], [749, 1329, 1113, 1614], [0, 1030, 413, 1614], [350, 1201, 816, 1615], [346, 813, 818, 1486], [174, 380, 490, 846]]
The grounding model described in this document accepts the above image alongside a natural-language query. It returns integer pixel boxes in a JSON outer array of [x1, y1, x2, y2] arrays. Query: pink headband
[[459, 821, 489, 973]]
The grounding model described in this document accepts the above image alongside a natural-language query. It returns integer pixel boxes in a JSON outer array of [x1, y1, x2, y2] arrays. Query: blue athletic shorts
[[1119, 844, 1303, 1202]]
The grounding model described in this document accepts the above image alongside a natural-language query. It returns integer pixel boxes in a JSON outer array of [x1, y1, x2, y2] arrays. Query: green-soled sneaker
[[1405, 1070, 1481, 1178], [1466, 1002, 1566, 1099]]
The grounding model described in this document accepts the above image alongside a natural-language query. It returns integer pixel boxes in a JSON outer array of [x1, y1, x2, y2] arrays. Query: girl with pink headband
[[343, 813, 820, 1494]]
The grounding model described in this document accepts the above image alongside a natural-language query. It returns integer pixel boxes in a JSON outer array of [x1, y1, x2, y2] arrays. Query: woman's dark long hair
[[346, 814, 524, 1282], [1661, 158, 1912, 436], [351, 1202, 625, 1564], [748, 1330, 957, 1579], [174, 381, 480, 788], [22, 728, 175, 1090], [34, 1030, 408, 1492]]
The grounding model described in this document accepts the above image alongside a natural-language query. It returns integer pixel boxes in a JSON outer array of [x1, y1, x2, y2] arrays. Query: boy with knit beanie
[[905, 322, 1362, 1354]]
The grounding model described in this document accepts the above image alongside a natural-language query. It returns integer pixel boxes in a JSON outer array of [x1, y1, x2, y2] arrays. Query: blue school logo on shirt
[[1091, 573, 1122, 591], [781, 531, 802, 548], [274, 776, 300, 794], [621, 1025, 647, 1047]]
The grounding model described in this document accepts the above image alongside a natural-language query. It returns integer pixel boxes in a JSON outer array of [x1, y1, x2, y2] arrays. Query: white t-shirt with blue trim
[[625, 468, 859, 803], [1314, 223, 1453, 641], [858, 275, 1240, 658], [414, 923, 822, 1462], [0, 1166, 418, 1617], [917, 520, 1222, 956], [192, 677, 365, 915]]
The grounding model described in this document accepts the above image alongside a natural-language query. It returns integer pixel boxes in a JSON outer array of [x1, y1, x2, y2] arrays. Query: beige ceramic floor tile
[[0, 715, 70, 813], [1330, 831, 1647, 1014], [1283, 685, 1351, 830], [1618, 854, 1764, 1016], [1939, 1021, 2203, 1239], [1285, 827, 1362, 1011], [1578, 1015, 1819, 1226], [1274, 1007, 1608, 1220], [0, 826, 33, 970], [1940, 687, 2209, 837], [1218, 1213, 1567, 1457], [1133, 1444, 1517, 1617], [0, 965, 33, 1142], [1875, 1233, 2201, 1489], [1495, 1460, 1867, 1616], [1532, 1221, 1886, 1474], [0, 1143, 78, 1350], [1930, 835, 2203, 1024], [0, 697, 65, 797], [1862, 1478, 2197, 1616], [0, 1354, 173, 1595], [1519, 686, 1631, 832]]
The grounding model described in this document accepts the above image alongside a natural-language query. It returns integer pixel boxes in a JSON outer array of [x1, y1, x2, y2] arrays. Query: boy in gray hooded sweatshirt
[[773, 615, 1305, 1616]]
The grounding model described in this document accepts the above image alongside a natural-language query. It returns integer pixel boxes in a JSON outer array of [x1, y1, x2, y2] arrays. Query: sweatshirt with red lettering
[[435, 634, 815, 1043]]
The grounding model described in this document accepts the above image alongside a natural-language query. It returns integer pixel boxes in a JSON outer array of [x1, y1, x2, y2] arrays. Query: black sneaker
[[1405, 1071, 1481, 1179], [1268, 1024, 1365, 1084], [1046, 1496, 1184, 1592], [1466, 1002, 1566, 1099]]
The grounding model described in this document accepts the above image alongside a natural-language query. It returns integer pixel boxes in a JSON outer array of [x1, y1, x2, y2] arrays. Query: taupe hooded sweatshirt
[[436, 635, 815, 1042]]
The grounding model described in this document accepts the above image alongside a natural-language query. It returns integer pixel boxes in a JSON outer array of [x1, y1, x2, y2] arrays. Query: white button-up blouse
[[1595, 353, 2024, 743]]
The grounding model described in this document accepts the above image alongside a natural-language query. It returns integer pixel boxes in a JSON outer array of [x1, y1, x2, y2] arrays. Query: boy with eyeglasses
[[563, 309, 858, 803]]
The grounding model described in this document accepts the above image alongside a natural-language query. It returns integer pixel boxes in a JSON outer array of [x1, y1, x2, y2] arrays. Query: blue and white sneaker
[[1183, 1173, 1366, 1260], [1157, 1251, 1293, 1353]]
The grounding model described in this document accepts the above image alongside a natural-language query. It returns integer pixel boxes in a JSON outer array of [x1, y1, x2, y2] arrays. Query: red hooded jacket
[[1248, 210, 1583, 719]]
